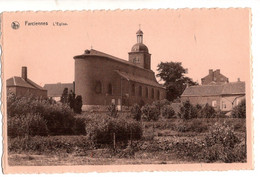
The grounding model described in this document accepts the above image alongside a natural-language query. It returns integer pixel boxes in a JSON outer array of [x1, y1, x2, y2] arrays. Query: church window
[[151, 88, 154, 99], [107, 83, 112, 95], [139, 86, 142, 97], [131, 83, 135, 96], [95, 81, 102, 94], [133, 57, 140, 64], [157, 90, 160, 100], [145, 87, 148, 98]]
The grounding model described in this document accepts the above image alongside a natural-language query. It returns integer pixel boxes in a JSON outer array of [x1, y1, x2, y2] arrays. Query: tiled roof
[[6, 76, 46, 90], [115, 70, 164, 89], [43, 83, 73, 97], [182, 82, 245, 96]]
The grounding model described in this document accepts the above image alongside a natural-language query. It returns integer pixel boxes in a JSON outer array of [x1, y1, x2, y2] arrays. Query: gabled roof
[[115, 70, 164, 89], [43, 83, 73, 97], [182, 82, 245, 97], [6, 76, 46, 90]]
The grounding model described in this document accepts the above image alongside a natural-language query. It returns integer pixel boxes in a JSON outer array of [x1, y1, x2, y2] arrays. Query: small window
[[157, 90, 160, 100], [107, 83, 112, 95], [133, 57, 140, 64], [139, 86, 142, 97], [145, 87, 148, 98], [222, 101, 226, 109], [131, 83, 135, 96], [151, 88, 154, 99], [212, 100, 217, 107]]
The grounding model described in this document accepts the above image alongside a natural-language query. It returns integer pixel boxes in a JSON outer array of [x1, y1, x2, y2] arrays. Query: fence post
[[113, 132, 116, 150]]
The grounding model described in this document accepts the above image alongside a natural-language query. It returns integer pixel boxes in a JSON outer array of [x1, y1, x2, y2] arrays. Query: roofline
[[74, 54, 154, 73], [7, 85, 47, 91], [181, 93, 245, 97]]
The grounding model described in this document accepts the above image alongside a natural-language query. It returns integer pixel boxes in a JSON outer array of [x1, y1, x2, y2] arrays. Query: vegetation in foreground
[[7, 94, 246, 165]]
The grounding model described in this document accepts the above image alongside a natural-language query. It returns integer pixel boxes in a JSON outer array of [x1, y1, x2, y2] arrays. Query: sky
[[2, 9, 251, 86]]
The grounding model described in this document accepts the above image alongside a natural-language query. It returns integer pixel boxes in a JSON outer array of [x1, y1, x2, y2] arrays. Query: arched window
[[95, 81, 102, 94], [139, 86, 142, 97], [131, 83, 135, 96], [157, 90, 160, 100], [107, 83, 112, 95], [151, 88, 154, 99], [145, 87, 148, 98]]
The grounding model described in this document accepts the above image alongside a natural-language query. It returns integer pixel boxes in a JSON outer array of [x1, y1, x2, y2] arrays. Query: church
[[73, 29, 166, 110]]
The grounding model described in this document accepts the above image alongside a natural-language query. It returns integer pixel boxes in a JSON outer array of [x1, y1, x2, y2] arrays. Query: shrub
[[204, 122, 242, 162], [231, 99, 246, 118], [107, 104, 118, 118], [200, 103, 216, 118], [85, 114, 142, 145], [74, 95, 83, 114], [141, 104, 160, 121], [7, 95, 84, 136], [161, 105, 176, 119], [130, 104, 142, 121], [72, 118, 86, 135], [8, 113, 48, 138], [178, 100, 197, 119], [152, 99, 170, 112]]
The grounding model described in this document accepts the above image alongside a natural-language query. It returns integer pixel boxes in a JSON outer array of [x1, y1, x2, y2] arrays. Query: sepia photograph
[[1, 8, 253, 173]]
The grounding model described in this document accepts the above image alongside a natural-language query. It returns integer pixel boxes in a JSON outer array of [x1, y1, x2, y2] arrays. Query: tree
[[231, 99, 246, 118], [156, 62, 198, 101], [60, 88, 69, 104]]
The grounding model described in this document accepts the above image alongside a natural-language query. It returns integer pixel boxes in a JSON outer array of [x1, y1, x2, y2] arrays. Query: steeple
[[136, 27, 143, 43], [128, 27, 151, 70]]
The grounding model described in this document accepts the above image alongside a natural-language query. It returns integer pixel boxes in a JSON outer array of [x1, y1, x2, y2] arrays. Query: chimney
[[237, 78, 241, 82], [21, 66, 27, 81], [215, 69, 220, 74], [209, 69, 213, 75]]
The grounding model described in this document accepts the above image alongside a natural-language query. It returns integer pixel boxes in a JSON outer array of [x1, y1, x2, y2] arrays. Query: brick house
[[6, 67, 47, 98], [74, 29, 166, 110], [201, 69, 229, 85], [181, 81, 245, 112], [43, 83, 74, 101]]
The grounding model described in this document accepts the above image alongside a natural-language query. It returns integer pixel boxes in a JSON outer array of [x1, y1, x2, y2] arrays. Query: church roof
[[131, 43, 149, 53], [74, 49, 152, 71], [115, 70, 164, 89], [136, 29, 143, 35], [182, 81, 245, 97], [6, 76, 46, 90], [44, 83, 74, 97]]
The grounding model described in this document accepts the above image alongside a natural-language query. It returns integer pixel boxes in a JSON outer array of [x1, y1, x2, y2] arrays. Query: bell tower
[[128, 28, 151, 70]]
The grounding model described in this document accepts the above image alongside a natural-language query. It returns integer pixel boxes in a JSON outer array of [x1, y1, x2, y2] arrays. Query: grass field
[[8, 117, 246, 166]]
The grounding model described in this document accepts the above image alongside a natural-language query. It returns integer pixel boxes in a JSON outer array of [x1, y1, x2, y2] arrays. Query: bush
[[130, 104, 142, 121], [161, 105, 176, 119], [7, 95, 84, 136], [107, 104, 118, 118], [200, 103, 216, 118], [8, 113, 48, 138], [85, 114, 142, 145], [74, 95, 83, 114], [178, 101, 197, 119], [72, 118, 86, 135], [204, 122, 242, 162], [141, 104, 160, 121], [231, 99, 246, 118]]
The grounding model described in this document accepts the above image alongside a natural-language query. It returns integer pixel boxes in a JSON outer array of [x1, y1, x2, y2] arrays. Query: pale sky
[[2, 9, 251, 86]]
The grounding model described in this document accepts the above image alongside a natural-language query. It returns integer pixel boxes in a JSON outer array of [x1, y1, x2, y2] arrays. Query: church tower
[[129, 29, 151, 70]]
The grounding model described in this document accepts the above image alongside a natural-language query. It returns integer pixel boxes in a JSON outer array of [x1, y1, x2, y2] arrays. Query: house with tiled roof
[[181, 81, 245, 112], [43, 83, 74, 101], [6, 67, 47, 98], [201, 69, 229, 85]]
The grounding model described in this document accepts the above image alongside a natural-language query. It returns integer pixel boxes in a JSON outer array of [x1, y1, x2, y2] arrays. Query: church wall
[[75, 56, 166, 107]]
